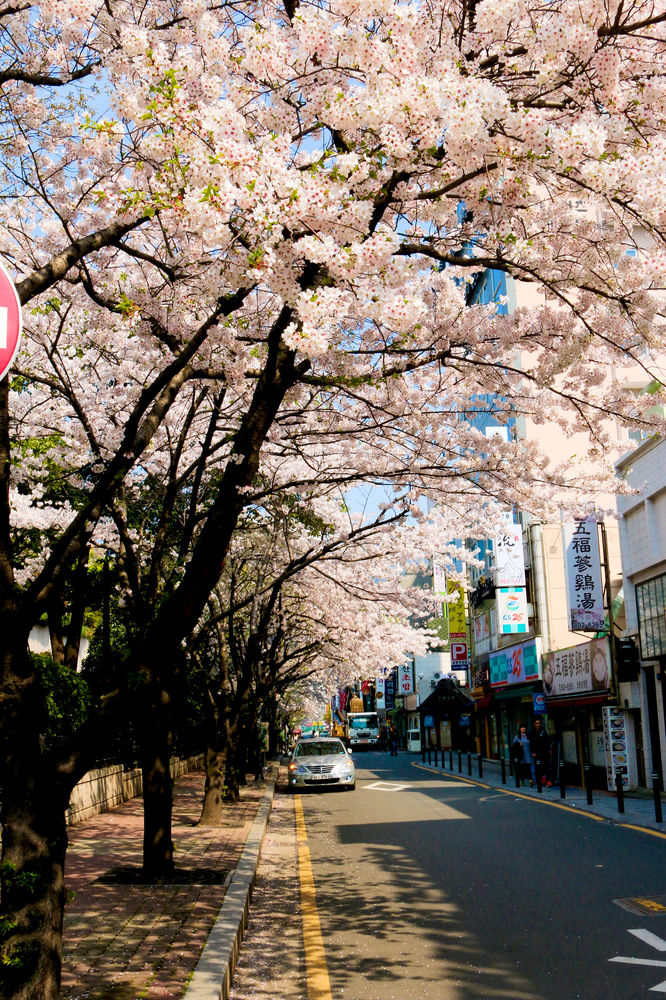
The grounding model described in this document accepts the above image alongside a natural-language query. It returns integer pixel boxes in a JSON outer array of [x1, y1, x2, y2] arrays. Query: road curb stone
[[184, 776, 277, 1000]]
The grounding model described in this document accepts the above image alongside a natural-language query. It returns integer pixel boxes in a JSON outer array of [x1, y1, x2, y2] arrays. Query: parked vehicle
[[406, 728, 422, 752], [345, 711, 380, 750], [287, 738, 356, 791]]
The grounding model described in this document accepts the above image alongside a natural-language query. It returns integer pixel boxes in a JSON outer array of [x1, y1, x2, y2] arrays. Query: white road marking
[[630, 931, 666, 953], [610, 929, 666, 992], [364, 781, 410, 792]]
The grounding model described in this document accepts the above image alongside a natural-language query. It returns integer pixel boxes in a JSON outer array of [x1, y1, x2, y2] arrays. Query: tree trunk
[[198, 745, 231, 825], [0, 759, 69, 1000], [139, 669, 175, 880], [141, 729, 174, 880]]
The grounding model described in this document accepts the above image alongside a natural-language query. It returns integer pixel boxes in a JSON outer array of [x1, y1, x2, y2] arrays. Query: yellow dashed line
[[294, 795, 333, 1000]]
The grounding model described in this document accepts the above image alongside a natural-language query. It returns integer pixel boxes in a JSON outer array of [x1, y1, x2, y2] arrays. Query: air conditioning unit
[[433, 672, 441, 679]]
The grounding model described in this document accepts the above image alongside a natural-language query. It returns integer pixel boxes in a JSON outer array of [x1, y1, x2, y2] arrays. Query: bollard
[[467, 752, 472, 776], [449, 748, 453, 770], [653, 773, 663, 824], [584, 765, 593, 805], [421, 747, 425, 764], [537, 759, 543, 793], [515, 764, 520, 789], [616, 772, 625, 814], [458, 750, 462, 773], [478, 754, 483, 779], [427, 747, 431, 765], [501, 757, 506, 785], [434, 747, 438, 767], [560, 775, 566, 799]]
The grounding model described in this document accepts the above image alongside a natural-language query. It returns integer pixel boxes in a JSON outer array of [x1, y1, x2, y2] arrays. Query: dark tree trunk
[[0, 780, 68, 1000], [141, 734, 174, 880], [0, 628, 71, 1000], [198, 745, 231, 824]]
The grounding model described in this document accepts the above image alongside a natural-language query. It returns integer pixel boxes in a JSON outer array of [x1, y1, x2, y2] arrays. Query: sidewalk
[[61, 766, 275, 1000], [415, 752, 666, 835]]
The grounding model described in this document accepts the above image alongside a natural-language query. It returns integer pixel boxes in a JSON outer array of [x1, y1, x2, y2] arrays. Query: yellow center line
[[294, 795, 333, 1000], [413, 761, 607, 820]]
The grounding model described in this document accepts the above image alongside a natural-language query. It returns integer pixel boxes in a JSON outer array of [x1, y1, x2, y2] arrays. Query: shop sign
[[375, 675, 385, 708], [385, 671, 395, 710], [497, 587, 529, 633], [474, 611, 490, 644], [602, 706, 631, 790], [533, 692, 546, 714], [495, 514, 526, 587], [433, 561, 447, 597], [472, 666, 489, 688], [398, 662, 413, 694], [562, 517, 605, 632], [450, 641, 470, 670], [543, 638, 610, 697], [489, 639, 540, 688], [446, 580, 467, 639], [423, 714, 434, 727]]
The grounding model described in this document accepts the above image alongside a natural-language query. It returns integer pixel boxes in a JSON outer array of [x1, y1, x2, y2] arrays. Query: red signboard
[[451, 642, 468, 663], [0, 264, 22, 381]]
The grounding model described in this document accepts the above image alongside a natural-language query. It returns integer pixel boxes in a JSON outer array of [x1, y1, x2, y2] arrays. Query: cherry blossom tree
[[3, 1, 666, 997]]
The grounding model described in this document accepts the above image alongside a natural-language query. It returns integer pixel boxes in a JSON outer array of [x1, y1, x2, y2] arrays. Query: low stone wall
[[66, 754, 204, 826]]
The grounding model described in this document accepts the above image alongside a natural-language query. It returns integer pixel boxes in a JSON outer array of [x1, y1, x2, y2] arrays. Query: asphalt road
[[231, 752, 666, 1000]]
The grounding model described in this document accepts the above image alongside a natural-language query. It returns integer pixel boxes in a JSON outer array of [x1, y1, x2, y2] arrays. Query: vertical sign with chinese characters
[[433, 562, 447, 597], [495, 514, 526, 587], [563, 517, 605, 632], [375, 674, 386, 712]]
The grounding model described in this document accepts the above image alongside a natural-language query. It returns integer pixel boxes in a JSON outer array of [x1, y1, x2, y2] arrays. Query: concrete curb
[[184, 775, 277, 1000]]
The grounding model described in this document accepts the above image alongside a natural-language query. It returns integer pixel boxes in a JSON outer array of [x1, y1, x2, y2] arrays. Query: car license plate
[[309, 774, 329, 780]]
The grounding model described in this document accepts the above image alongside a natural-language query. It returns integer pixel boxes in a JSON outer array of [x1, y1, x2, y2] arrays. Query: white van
[[406, 728, 422, 752]]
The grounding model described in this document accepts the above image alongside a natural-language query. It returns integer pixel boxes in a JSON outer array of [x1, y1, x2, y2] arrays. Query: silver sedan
[[287, 738, 355, 791]]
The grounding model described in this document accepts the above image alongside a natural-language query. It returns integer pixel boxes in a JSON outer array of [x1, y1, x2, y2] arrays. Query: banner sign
[[563, 517, 605, 632], [433, 562, 447, 597], [602, 706, 631, 790], [495, 515, 526, 587], [385, 670, 395, 710], [447, 580, 467, 639], [473, 612, 490, 644], [497, 587, 529, 633], [543, 637, 610, 697], [398, 662, 413, 694], [489, 639, 539, 688], [375, 675, 386, 709]]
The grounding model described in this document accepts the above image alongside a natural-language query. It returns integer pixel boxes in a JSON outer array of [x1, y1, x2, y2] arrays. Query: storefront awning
[[473, 696, 493, 711], [546, 692, 610, 709]]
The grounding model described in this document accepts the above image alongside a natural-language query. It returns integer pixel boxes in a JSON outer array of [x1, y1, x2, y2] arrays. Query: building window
[[636, 573, 666, 660]]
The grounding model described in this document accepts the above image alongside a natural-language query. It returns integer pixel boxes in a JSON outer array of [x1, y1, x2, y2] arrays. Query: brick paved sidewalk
[[61, 767, 271, 1000]]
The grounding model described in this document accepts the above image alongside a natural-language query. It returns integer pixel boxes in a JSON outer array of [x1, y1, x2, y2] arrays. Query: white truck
[[345, 711, 380, 750]]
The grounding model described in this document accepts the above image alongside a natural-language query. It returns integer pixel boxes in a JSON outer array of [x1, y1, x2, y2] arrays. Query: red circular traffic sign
[[0, 263, 22, 381]]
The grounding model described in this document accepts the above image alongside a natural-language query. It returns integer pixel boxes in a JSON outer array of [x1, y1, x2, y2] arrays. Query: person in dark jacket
[[511, 724, 532, 786], [529, 717, 551, 787]]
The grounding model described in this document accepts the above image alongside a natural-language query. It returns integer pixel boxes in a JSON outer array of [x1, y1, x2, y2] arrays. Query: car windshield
[[295, 741, 346, 757]]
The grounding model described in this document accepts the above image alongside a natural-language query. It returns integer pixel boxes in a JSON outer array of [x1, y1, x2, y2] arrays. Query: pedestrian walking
[[389, 725, 398, 756], [511, 724, 532, 786], [529, 717, 551, 788]]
